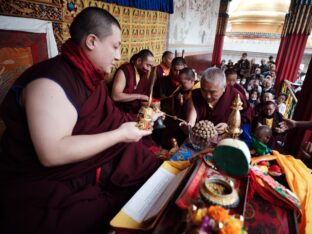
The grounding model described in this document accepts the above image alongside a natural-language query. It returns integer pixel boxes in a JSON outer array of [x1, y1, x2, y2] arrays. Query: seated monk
[[225, 68, 247, 97], [184, 67, 252, 135], [153, 57, 187, 99], [156, 50, 174, 79], [111, 49, 155, 114], [153, 68, 197, 148], [0, 7, 162, 233], [175, 67, 198, 119]]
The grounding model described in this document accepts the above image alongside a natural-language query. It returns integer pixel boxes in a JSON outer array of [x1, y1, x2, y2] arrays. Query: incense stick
[[164, 113, 185, 123], [147, 66, 157, 107]]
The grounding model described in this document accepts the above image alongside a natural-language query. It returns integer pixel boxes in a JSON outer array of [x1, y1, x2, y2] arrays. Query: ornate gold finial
[[171, 138, 178, 147], [225, 94, 243, 138], [166, 138, 179, 158]]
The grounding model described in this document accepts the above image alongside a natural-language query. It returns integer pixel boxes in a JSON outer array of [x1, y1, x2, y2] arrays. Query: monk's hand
[[119, 122, 152, 142], [179, 121, 192, 134], [151, 110, 165, 121], [136, 94, 149, 101], [275, 122, 287, 133], [215, 122, 228, 134], [275, 127, 284, 133], [280, 118, 296, 130], [179, 121, 190, 127], [176, 93, 183, 100]]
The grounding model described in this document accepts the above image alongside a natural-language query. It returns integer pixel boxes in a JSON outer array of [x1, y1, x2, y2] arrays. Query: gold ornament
[[137, 106, 154, 131], [136, 66, 157, 131], [200, 177, 239, 209], [226, 94, 243, 138]]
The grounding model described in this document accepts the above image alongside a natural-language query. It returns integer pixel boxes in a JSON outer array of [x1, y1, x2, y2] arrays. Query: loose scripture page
[[143, 168, 188, 222], [121, 165, 187, 223]]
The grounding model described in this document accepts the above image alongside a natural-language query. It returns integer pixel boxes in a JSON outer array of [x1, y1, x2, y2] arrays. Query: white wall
[[168, 0, 220, 54]]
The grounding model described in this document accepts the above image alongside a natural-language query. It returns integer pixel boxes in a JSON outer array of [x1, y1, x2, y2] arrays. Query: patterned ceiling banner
[[100, 0, 173, 13], [64, 1, 169, 68], [0, 0, 62, 22], [0, 0, 169, 68]]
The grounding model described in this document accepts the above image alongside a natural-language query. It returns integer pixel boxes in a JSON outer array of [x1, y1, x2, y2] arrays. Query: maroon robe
[[0, 55, 161, 233], [234, 83, 247, 97], [192, 85, 252, 125], [153, 64, 166, 99], [112, 63, 150, 114], [156, 64, 165, 78]]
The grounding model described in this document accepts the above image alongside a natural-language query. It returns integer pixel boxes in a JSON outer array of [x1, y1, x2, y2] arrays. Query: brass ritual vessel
[[225, 94, 243, 139], [200, 177, 239, 209], [137, 67, 157, 131], [137, 105, 154, 131], [137, 66, 186, 130]]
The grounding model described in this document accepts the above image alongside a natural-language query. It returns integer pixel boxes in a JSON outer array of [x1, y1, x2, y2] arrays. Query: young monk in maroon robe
[[111, 49, 155, 114], [156, 50, 174, 78], [154, 57, 187, 100], [153, 68, 197, 148], [0, 7, 162, 233], [225, 68, 247, 97], [183, 67, 252, 135]]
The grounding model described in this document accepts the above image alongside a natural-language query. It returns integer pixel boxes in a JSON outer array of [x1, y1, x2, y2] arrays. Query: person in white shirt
[[276, 93, 287, 116]]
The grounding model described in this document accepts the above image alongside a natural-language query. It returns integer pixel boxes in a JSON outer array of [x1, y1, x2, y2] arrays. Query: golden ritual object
[[137, 106, 154, 130], [137, 67, 156, 130], [199, 177, 239, 209], [168, 138, 179, 155], [137, 66, 159, 130], [225, 94, 243, 139], [159, 138, 179, 160], [190, 120, 218, 150]]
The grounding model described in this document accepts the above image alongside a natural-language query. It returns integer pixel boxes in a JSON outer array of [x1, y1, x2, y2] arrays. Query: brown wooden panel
[[184, 53, 212, 75]]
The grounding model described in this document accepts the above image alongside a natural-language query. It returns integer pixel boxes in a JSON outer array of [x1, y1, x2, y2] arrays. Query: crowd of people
[[0, 7, 310, 233], [221, 53, 290, 152]]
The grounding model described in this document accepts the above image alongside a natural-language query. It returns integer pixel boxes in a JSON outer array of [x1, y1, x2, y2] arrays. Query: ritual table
[[153, 164, 298, 234], [110, 143, 299, 234]]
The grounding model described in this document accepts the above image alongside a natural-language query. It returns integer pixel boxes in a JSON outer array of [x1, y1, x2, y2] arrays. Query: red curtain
[[275, 34, 309, 91], [275, 35, 286, 70], [291, 35, 308, 81], [284, 57, 312, 156]]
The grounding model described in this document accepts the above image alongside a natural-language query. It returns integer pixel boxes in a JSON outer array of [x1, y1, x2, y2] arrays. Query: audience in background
[[277, 93, 287, 116]]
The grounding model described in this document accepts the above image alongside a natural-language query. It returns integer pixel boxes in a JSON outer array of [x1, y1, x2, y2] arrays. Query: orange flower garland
[[207, 205, 230, 222], [189, 205, 246, 233], [219, 218, 243, 234]]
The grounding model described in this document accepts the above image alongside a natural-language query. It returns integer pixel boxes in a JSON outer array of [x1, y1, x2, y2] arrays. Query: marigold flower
[[219, 218, 243, 234], [206, 205, 230, 222]]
